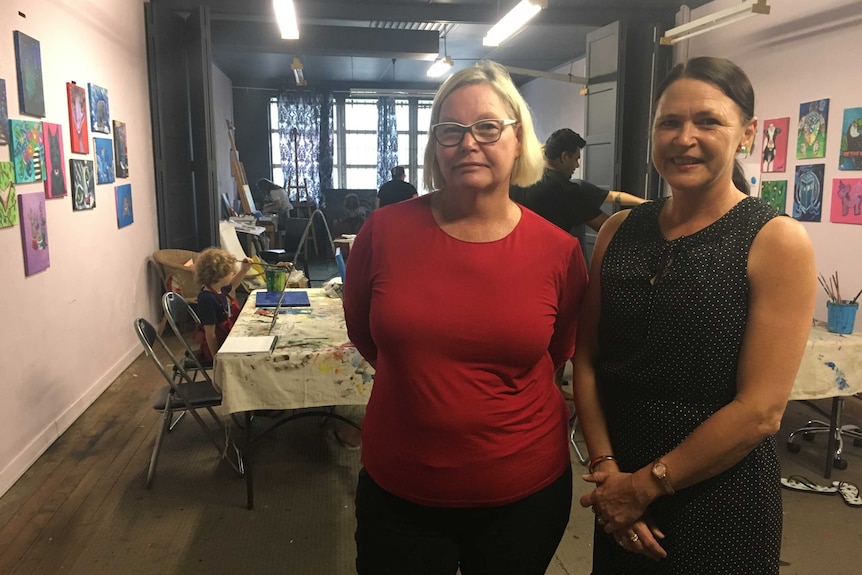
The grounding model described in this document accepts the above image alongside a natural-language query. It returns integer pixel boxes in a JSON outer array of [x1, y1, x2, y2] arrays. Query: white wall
[[520, 58, 587, 149], [679, 0, 862, 323], [0, 0, 158, 495]]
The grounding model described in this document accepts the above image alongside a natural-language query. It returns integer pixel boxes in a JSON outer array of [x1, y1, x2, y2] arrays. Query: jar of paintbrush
[[819, 272, 860, 334]]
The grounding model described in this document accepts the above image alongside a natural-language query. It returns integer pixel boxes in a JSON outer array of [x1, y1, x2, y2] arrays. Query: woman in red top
[[343, 61, 588, 575], [194, 248, 252, 364]]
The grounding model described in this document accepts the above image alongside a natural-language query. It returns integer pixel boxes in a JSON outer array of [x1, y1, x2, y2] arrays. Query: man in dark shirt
[[510, 129, 644, 234], [376, 166, 418, 208]]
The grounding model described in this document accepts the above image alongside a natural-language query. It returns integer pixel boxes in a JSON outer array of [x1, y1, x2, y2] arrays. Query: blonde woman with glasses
[[343, 61, 589, 575]]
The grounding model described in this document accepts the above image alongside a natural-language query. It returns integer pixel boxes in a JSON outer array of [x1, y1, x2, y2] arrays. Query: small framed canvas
[[115, 184, 133, 228], [0, 79, 8, 145], [67, 82, 89, 154], [18, 192, 50, 276], [88, 83, 110, 134], [94, 137, 115, 184], [0, 161, 18, 228], [13, 31, 45, 118], [70, 159, 95, 210], [9, 119, 43, 184], [113, 120, 128, 178], [42, 123, 67, 198]]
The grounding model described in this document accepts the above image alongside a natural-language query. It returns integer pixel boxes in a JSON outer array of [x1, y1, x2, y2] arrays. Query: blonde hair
[[194, 248, 236, 287], [422, 60, 544, 191]]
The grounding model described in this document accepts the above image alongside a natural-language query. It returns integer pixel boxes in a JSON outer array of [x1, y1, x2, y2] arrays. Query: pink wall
[[0, 0, 159, 495], [678, 0, 862, 325]]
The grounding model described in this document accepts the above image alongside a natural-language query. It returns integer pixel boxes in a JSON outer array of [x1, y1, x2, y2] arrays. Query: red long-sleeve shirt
[[344, 195, 588, 506]]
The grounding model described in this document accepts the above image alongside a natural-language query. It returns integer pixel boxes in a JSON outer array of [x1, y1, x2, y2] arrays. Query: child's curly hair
[[195, 248, 236, 287]]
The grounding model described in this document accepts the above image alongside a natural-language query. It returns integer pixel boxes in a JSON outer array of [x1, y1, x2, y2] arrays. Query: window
[[270, 95, 433, 191]]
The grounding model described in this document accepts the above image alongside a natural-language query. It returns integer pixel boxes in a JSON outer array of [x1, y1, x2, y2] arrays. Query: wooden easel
[[226, 120, 256, 215], [287, 127, 319, 255]]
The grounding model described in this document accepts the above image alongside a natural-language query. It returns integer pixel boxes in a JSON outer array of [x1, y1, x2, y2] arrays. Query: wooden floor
[[1, 333, 861, 573]]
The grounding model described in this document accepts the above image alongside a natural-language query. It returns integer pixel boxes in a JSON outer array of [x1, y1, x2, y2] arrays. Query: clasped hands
[[580, 470, 667, 561]]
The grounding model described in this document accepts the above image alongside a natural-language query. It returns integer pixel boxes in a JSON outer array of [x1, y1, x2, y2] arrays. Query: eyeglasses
[[430, 119, 518, 147]]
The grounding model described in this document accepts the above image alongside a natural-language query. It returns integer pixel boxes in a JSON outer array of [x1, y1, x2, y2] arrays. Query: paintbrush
[[852, 287, 862, 303]]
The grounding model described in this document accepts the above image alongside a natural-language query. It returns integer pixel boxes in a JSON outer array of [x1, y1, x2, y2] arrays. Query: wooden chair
[[153, 249, 200, 335]]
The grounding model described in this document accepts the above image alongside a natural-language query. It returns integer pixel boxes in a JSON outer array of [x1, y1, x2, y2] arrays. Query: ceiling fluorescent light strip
[[661, 0, 770, 45], [483, 0, 548, 47], [274, 0, 299, 40]]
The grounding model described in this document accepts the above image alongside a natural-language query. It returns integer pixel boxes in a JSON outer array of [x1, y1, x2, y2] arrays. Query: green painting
[[10, 119, 43, 183], [0, 162, 18, 227], [761, 180, 787, 214]]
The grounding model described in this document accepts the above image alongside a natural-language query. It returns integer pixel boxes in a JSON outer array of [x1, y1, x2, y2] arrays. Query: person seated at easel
[[257, 178, 293, 219]]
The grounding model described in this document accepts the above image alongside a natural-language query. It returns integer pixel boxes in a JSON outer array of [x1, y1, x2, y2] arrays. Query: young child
[[194, 248, 253, 364]]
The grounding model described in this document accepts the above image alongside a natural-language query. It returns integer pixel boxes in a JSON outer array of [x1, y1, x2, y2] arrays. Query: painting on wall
[[0, 162, 18, 228], [70, 159, 95, 210], [18, 192, 49, 276], [94, 137, 115, 184], [830, 178, 862, 225], [13, 31, 45, 118], [793, 164, 824, 222], [113, 120, 128, 178], [761, 117, 789, 173], [115, 184, 133, 228], [66, 82, 89, 154], [760, 180, 787, 213], [0, 79, 8, 145], [88, 83, 110, 134], [42, 123, 67, 199], [838, 107, 862, 171], [9, 119, 43, 184], [797, 99, 829, 160]]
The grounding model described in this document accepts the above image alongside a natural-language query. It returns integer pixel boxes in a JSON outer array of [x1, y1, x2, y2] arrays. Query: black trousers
[[354, 465, 573, 575]]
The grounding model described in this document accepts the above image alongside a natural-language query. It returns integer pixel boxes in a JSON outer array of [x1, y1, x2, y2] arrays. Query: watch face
[[653, 462, 667, 477]]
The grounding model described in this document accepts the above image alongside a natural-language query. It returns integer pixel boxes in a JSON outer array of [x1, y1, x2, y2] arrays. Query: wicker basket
[[153, 249, 200, 302]]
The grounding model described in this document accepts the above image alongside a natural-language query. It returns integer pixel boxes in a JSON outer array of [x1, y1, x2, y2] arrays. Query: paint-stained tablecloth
[[790, 322, 862, 400]]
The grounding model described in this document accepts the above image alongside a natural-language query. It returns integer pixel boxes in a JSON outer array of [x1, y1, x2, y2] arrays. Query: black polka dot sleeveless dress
[[591, 196, 782, 575]]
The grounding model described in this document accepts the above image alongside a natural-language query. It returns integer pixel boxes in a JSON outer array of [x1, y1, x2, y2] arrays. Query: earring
[[739, 144, 748, 154]]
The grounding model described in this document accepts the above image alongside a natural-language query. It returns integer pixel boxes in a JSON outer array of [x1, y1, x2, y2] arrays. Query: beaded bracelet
[[588, 455, 616, 474]]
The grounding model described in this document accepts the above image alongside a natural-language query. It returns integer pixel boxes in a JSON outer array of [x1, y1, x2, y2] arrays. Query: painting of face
[[652, 78, 755, 195], [435, 84, 521, 194], [67, 83, 89, 154]]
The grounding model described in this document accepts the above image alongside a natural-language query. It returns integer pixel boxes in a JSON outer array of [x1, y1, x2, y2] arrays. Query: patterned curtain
[[277, 91, 333, 205], [376, 96, 398, 188]]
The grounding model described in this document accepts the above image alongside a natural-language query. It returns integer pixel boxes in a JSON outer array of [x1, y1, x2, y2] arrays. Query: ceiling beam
[[210, 21, 440, 60]]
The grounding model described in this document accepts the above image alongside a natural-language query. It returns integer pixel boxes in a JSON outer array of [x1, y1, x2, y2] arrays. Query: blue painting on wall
[[14, 32, 45, 118], [94, 137, 115, 184], [115, 184, 133, 228], [88, 83, 110, 134]]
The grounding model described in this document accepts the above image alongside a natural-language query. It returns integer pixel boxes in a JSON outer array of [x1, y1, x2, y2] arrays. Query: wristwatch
[[651, 460, 675, 495]]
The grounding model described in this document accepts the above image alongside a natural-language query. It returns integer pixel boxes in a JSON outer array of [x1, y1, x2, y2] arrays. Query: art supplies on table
[[218, 335, 278, 354], [256, 290, 311, 308]]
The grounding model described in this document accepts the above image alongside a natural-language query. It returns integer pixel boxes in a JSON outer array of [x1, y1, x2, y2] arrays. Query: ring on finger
[[630, 532, 639, 543]]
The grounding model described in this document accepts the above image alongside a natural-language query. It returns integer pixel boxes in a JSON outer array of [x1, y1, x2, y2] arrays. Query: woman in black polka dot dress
[[573, 57, 817, 574]]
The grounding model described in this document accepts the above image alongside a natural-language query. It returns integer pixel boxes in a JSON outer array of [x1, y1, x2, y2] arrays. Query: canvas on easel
[[226, 119, 256, 214]]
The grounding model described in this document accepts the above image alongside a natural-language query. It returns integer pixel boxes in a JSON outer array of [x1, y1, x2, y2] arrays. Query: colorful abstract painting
[[13, 32, 45, 117], [793, 164, 824, 222], [761, 180, 787, 213], [18, 192, 49, 276], [94, 137, 115, 184], [838, 107, 862, 171], [830, 178, 862, 225], [115, 184, 133, 228], [797, 99, 829, 160], [70, 159, 95, 210], [42, 123, 67, 199], [0, 79, 8, 145], [66, 82, 89, 154], [88, 83, 110, 134], [113, 120, 128, 178], [9, 119, 43, 184], [0, 162, 17, 228], [761, 117, 789, 173]]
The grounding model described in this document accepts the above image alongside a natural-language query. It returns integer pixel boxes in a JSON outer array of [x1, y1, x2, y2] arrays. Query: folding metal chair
[[162, 291, 212, 376], [134, 317, 243, 488]]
